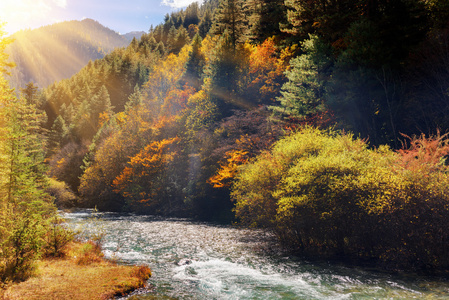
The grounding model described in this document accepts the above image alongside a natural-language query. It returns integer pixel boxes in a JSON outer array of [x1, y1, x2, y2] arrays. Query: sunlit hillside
[[5, 19, 130, 89]]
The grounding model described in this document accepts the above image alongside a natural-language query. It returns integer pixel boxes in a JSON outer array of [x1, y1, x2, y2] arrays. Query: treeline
[[14, 0, 449, 270], [6, 19, 130, 89]]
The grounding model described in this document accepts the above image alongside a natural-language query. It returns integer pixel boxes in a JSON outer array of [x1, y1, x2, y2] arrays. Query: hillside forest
[[2, 0, 449, 279]]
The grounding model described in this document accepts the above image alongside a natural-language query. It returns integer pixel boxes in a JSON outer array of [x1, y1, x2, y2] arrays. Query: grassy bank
[[1, 241, 151, 300]]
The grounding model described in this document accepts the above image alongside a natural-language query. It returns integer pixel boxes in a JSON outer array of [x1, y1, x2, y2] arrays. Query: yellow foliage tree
[[144, 46, 191, 117]]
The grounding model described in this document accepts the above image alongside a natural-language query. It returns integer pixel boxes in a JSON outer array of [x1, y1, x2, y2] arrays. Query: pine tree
[[244, 0, 287, 42], [90, 85, 113, 129], [183, 34, 206, 90], [199, 9, 213, 37], [184, 2, 200, 28], [20, 82, 40, 106], [167, 25, 178, 53], [272, 35, 332, 120], [0, 43, 55, 279], [211, 0, 246, 52], [174, 26, 190, 54], [126, 85, 144, 112], [206, 30, 242, 117], [47, 115, 68, 155]]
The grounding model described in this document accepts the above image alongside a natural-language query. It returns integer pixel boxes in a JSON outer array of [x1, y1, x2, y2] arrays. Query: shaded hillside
[[6, 19, 130, 89]]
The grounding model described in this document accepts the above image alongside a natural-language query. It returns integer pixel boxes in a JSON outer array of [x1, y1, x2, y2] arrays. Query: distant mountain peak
[[122, 31, 147, 42]]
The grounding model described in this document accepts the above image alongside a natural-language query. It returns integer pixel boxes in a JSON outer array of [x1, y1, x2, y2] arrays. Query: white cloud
[[161, 0, 201, 9], [53, 0, 68, 8]]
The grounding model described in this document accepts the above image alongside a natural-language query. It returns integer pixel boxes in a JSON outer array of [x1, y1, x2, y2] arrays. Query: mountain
[[122, 31, 146, 42], [6, 19, 130, 89]]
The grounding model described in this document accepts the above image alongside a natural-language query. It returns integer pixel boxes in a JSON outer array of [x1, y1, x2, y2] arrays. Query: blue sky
[[0, 0, 201, 36]]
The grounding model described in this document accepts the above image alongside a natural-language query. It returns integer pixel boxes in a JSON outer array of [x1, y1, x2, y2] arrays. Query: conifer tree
[[126, 85, 144, 112], [244, 0, 287, 42], [0, 28, 55, 279], [206, 30, 242, 117], [183, 2, 200, 28], [47, 115, 68, 155], [174, 26, 190, 54], [90, 85, 113, 128], [272, 35, 332, 120], [199, 9, 213, 37], [167, 25, 178, 53], [20, 82, 40, 106], [183, 34, 205, 90], [211, 0, 246, 52]]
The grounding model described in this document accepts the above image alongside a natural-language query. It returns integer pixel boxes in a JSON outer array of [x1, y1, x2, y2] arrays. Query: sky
[[0, 0, 201, 36]]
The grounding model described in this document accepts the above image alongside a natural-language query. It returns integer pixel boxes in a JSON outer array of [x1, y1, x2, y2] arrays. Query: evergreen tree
[[47, 115, 68, 156], [126, 85, 144, 112], [0, 54, 55, 281], [156, 42, 166, 55], [90, 85, 113, 129], [184, 2, 200, 28], [183, 34, 206, 90], [20, 82, 40, 107], [244, 0, 287, 42], [174, 26, 190, 54], [199, 9, 214, 37], [272, 35, 332, 120], [211, 0, 246, 52], [167, 25, 178, 53], [153, 25, 164, 44], [206, 30, 243, 117]]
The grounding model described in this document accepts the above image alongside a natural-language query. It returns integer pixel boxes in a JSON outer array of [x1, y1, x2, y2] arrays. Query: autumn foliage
[[397, 131, 449, 173], [113, 138, 181, 213], [29, 0, 449, 273], [232, 127, 449, 270]]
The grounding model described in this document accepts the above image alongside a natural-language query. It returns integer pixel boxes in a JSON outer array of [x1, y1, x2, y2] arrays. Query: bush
[[0, 209, 47, 282], [46, 178, 79, 208], [75, 241, 104, 265], [232, 127, 449, 270], [43, 216, 75, 258]]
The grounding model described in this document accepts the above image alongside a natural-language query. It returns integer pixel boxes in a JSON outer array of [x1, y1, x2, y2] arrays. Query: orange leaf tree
[[112, 137, 184, 214], [241, 38, 293, 105]]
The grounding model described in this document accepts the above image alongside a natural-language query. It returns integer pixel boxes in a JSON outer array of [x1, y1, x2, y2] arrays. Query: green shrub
[[232, 127, 449, 270], [0, 208, 47, 282], [43, 216, 75, 258]]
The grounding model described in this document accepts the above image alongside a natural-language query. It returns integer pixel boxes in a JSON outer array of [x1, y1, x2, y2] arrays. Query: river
[[63, 210, 449, 299]]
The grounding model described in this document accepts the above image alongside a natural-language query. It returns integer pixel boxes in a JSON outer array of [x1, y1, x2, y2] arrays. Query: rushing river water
[[63, 210, 449, 299]]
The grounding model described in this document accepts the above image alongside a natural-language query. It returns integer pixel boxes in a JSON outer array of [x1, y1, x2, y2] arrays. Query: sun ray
[[7, 26, 95, 90]]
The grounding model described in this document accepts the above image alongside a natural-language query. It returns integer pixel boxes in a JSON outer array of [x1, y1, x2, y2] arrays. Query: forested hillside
[[5, 0, 449, 271], [6, 19, 130, 89]]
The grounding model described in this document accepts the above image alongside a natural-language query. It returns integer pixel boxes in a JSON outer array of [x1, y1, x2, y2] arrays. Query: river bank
[[1, 241, 151, 300]]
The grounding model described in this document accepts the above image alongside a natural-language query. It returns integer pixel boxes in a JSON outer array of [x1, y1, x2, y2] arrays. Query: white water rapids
[[63, 210, 449, 299]]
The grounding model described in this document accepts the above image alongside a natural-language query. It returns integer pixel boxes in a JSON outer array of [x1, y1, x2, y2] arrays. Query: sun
[[0, 0, 66, 35]]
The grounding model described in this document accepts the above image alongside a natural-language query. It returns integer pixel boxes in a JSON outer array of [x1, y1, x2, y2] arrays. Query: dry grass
[[1, 241, 151, 300]]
